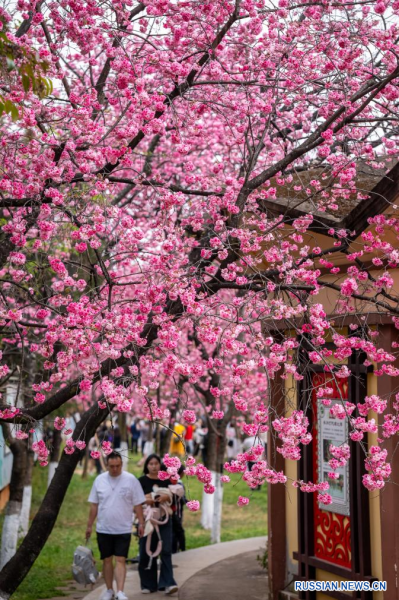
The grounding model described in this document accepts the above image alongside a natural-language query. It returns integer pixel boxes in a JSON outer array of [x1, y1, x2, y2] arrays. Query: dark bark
[[81, 445, 90, 479], [8, 442, 27, 505], [204, 401, 234, 472], [205, 426, 218, 472], [49, 427, 62, 463], [0, 403, 109, 598], [204, 418, 229, 472], [24, 444, 34, 488], [15, 1, 43, 38], [160, 424, 172, 457], [155, 423, 161, 454], [118, 413, 128, 443]]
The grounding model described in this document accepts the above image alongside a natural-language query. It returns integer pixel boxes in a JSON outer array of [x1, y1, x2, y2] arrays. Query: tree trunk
[[201, 427, 217, 530], [47, 427, 62, 488], [118, 413, 129, 471], [17, 355, 34, 539], [81, 444, 90, 479], [201, 470, 216, 530], [160, 421, 173, 457], [0, 403, 109, 599], [201, 415, 229, 538], [0, 434, 27, 570], [18, 445, 34, 539], [211, 427, 227, 543], [210, 471, 223, 544], [155, 422, 161, 454]]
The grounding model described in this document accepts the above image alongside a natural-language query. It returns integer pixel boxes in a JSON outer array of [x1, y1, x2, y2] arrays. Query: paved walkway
[[82, 537, 267, 600], [179, 549, 268, 600]]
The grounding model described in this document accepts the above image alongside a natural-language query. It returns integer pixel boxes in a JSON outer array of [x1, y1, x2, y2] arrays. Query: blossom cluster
[[272, 411, 312, 460]]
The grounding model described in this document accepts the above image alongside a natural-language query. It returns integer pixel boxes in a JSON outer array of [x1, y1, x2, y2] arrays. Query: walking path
[[82, 537, 267, 600], [179, 548, 268, 600]]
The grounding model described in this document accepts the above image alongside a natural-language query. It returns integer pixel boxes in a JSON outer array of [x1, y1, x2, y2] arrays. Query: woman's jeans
[[139, 519, 177, 591]]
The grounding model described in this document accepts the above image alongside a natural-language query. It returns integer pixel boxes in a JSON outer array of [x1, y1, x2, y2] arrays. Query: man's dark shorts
[[97, 533, 131, 559]]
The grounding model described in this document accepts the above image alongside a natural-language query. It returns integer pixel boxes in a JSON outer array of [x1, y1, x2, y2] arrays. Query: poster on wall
[[317, 399, 350, 516]]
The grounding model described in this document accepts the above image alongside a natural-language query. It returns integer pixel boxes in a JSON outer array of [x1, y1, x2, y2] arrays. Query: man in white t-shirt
[[86, 451, 146, 600]]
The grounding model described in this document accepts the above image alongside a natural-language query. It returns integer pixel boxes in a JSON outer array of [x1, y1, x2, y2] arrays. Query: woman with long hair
[[138, 454, 178, 595]]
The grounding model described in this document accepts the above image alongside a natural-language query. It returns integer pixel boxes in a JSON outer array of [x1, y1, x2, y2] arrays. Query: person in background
[[130, 418, 141, 454], [112, 426, 121, 450], [88, 435, 102, 475], [138, 454, 178, 595], [226, 419, 240, 461], [98, 424, 110, 445], [169, 422, 186, 457], [86, 451, 145, 600], [184, 422, 194, 455], [193, 419, 208, 464], [170, 465, 186, 553], [193, 419, 204, 456], [139, 420, 149, 455]]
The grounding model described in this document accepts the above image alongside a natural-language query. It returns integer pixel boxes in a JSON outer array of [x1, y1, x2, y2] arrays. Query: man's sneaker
[[100, 590, 114, 600], [165, 586, 178, 595], [115, 593, 128, 600], [141, 590, 151, 594]]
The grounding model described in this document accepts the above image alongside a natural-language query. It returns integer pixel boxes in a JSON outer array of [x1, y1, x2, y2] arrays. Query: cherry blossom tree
[[1, 0, 399, 596]]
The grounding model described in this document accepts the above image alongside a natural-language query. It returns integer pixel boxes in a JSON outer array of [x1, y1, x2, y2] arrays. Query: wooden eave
[[259, 161, 399, 239]]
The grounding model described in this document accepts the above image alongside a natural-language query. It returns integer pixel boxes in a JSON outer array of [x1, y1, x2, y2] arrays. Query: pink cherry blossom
[[237, 496, 250, 507], [101, 441, 113, 456], [54, 417, 66, 431], [211, 410, 224, 420], [182, 410, 196, 424]]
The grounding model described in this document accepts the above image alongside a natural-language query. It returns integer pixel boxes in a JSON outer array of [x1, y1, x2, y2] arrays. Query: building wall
[[281, 355, 385, 598], [265, 206, 399, 598]]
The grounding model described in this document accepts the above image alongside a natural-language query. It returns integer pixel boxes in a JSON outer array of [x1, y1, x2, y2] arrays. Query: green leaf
[[22, 74, 31, 92], [1, 99, 20, 120], [10, 104, 19, 121], [23, 63, 34, 82], [3, 99, 13, 114]]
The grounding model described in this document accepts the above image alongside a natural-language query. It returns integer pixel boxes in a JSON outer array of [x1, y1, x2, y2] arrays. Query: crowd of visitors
[[86, 415, 266, 476], [84, 414, 266, 599]]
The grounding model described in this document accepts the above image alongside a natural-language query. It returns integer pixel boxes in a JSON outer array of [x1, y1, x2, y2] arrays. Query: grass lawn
[[9, 454, 267, 600]]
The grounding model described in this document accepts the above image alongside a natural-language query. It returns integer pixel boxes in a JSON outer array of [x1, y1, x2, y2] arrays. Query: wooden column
[[297, 370, 316, 600], [378, 324, 399, 599], [268, 366, 287, 600]]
